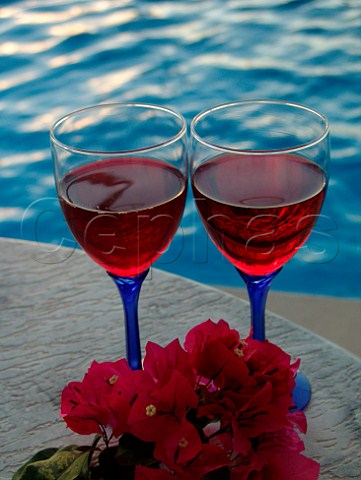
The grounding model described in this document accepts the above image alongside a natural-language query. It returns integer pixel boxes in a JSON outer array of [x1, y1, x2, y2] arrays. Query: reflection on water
[[0, 0, 360, 297]]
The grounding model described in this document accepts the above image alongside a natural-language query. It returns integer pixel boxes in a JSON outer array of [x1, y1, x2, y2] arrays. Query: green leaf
[[13, 449, 59, 480], [57, 450, 91, 480], [12, 445, 92, 480]]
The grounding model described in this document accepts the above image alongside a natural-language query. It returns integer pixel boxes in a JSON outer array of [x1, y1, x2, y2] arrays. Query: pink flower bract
[[59, 319, 319, 480]]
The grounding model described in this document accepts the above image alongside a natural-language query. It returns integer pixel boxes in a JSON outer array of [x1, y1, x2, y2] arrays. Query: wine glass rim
[[190, 99, 330, 155], [50, 102, 187, 155]]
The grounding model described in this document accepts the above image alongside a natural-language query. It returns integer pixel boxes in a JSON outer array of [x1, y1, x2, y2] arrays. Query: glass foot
[[292, 372, 311, 411]]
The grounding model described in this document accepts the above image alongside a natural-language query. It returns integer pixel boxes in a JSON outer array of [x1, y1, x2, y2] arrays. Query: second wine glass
[[51, 103, 188, 370], [190, 100, 330, 410]]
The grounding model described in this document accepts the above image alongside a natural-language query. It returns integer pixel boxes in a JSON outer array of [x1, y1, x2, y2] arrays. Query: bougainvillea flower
[[55, 319, 319, 480], [184, 320, 252, 392], [242, 338, 297, 401], [143, 339, 195, 386], [233, 382, 289, 433], [231, 446, 320, 480], [264, 450, 320, 480], [290, 409, 307, 435], [111, 369, 155, 404], [193, 337, 251, 389], [60, 395, 109, 435], [197, 366, 286, 434], [60, 359, 132, 436], [61, 377, 113, 435], [184, 319, 241, 354], [192, 338, 238, 382], [128, 369, 198, 443], [230, 427, 319, 480], [174, 443, 230, 479], [136, 443, 230, 480], [154, 419, 202, 470], [84, 359, 131, 393]]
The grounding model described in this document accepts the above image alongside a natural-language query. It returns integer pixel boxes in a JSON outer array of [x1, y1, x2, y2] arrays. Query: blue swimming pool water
[[1, 0, 360, 298]]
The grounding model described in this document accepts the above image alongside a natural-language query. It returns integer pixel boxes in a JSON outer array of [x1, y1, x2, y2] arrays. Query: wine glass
[[51, 103, 187, 370], [190, 100, 330, 410]]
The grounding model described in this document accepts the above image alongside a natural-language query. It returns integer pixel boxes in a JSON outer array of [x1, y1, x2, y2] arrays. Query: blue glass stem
[[237, 268, 282, 341], [108, 269, 149, 370], [238, 267, 311, 411]]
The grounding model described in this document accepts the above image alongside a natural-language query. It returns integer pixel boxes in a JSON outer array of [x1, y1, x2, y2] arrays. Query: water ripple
[[0, 0, 360, 297]]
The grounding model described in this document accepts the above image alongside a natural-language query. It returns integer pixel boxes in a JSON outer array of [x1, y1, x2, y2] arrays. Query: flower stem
[[99, 425, 110, 448]]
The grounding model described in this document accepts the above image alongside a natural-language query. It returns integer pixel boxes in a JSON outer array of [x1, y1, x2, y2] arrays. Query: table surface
[[1, 238, 360, 479]]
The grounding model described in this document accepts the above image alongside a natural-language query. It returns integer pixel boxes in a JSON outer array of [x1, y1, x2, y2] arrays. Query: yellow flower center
[[179, 437, 188, 448], [145, 404, 157, 417], [107, 374, 119, 385], [234, 347, 244, 357]]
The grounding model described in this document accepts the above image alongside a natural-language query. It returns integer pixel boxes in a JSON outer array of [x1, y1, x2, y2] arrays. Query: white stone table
[[0, 238, 360, 479]]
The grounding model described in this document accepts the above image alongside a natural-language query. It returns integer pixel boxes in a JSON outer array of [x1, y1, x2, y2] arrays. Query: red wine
[[192, 153, 327, 276], [59, 158, 186, 277]]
